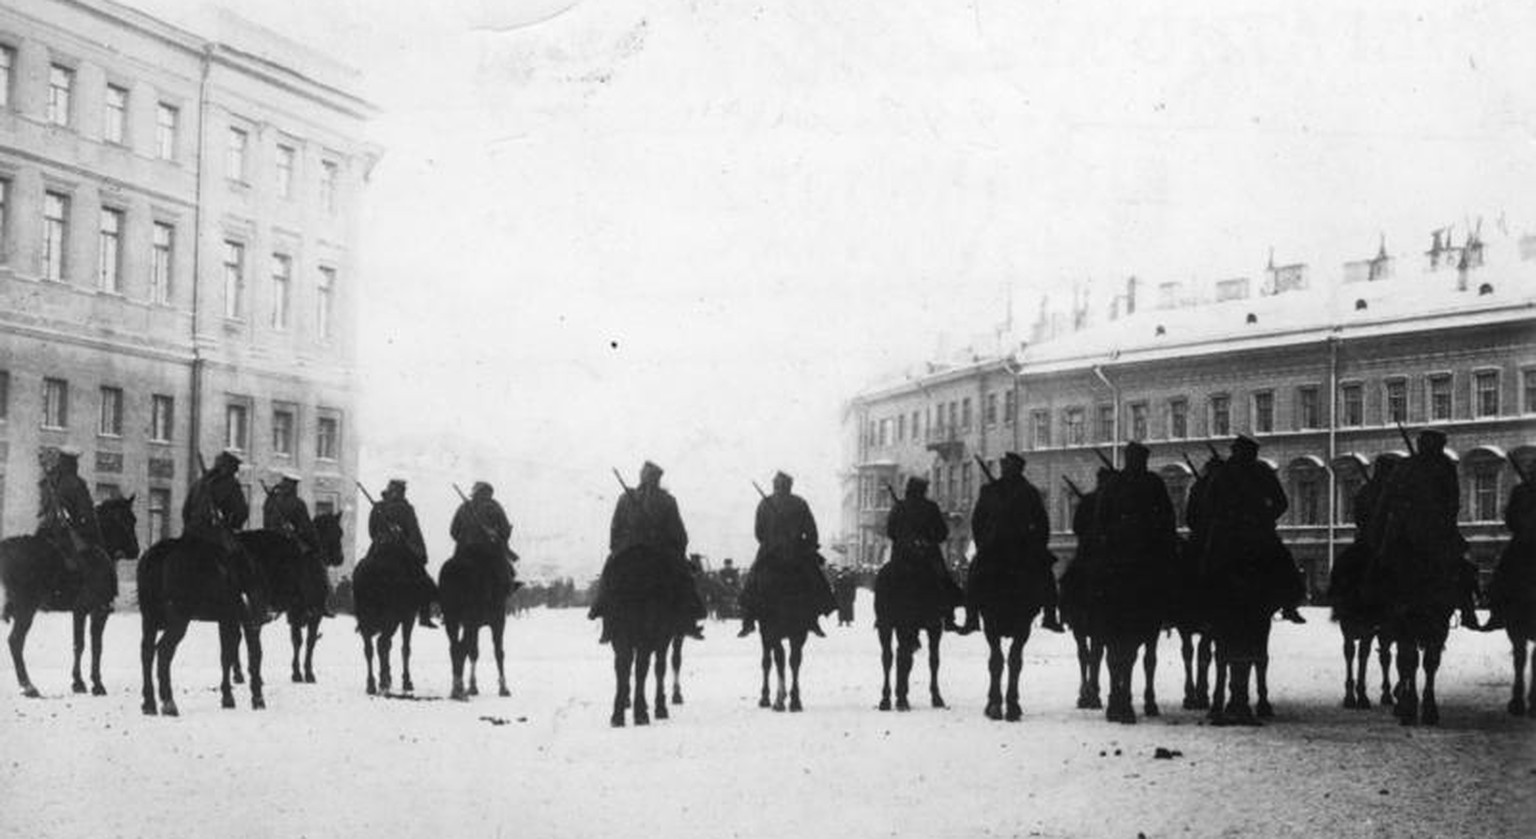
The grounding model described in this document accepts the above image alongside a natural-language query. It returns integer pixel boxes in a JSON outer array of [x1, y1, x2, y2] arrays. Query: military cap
[[1124, 441, 1150, 458], [1415, 429, 1447, 448], [1001, 452, 1026, 468], [472, 481, 493, 497], [386, 478, 407, 491], [1232, 434, 1261, 451], [773, 471, 793, 486]]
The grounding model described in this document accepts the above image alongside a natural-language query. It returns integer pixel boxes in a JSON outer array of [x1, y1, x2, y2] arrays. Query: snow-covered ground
[[2, 594, 1532, 839]]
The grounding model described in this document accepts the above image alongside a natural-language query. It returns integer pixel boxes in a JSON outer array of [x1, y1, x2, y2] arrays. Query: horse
[[598, 546, 688, 727], [1329, 540, 1395, 710], [354, 541, 436, 696], [437, 544, 512, 701], [965, 548, 1056, 721], [137, 527, 306, 716], [1, 496, 139, 697], [746, 554, 830, 713], [284, 512, 345, 684], [1507, 619, 1536, 718], [873, 551, 957, 713]]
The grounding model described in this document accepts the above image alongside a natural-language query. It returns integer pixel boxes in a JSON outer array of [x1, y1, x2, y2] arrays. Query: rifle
[[1204, 442, 1222, 463], [1092, 448, 1117, 473], [196, 451, 209, 478], [355, 480, 406, 542], [752, 480, 771, 501], [974, 454, 997, 484], [1395, 421, 1417, 456], [1182, 451, 1200, 475], [453, 483, 515, 563], [1509, 454, 1533, 486], [258, 480, 272, 496], [1062, 475, 1085, 500], [884, 482, 901, 507]]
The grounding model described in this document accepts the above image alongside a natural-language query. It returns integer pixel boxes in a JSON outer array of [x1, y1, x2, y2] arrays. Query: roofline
[[850, 355, 1015, 404]]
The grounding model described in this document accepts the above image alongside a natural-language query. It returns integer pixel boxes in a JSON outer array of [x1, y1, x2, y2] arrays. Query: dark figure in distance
[[958, 452, 1062, 634], [450, 482, 520, 612], [369, 478, 436, 628], [738, 471, 837, 638], [263, 471, 332, 619]]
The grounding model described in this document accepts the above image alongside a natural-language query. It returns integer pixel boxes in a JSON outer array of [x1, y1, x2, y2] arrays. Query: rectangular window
[[1064, 407, 1086, 446], [43, 192, 69, 281], [0, 46, 13, 109], [1429, 375, 1452, 421], [1472, 467, 1500, 521], [272, 408, 295, 456], [150, 394, 174, 442], [98, 386, 123, 436], [948, 402, 958, 434], [98, 208, 123, 292], [227, 127, 248, 182], [1129, 402, 1148, 441], [42, 377, 68, 428], [223, 241, 245, 319], [1298, 386, 1321, 429], [225, 402, 249, 452], [1032, 410, 1051, 448], [150, 222, 174, 304], [945, 464, 956, 508], [1210, 395, 1231, 437], [0, 178, 8, 262], [155, 103, 178, 160], [320, 160, 338, 213], [1253, 391, 1275, 433], [896, 413, 906, 443], [276, 145, 296, 199], [317, 267, 335, 340], [877, 418, 891, 447], [48, 65, 73, 126], [270, 253, 292, 330], [1525, 369, 1536, 414], [961, 462, 972, 504], [1474, 371, 1499, 418], [911, 411, 920, 441], [1385, 379, 1408, 424], [1336, 474, 1363, 525], [0, 369, 9, 420], [1003, 390, 1016, 424], [316, 415, 339, 461], [1340, 384, 1363, 427], [314, 495, 338, 519], [1168, 398, 1188, 440], [96, 483, 121, 500], [1295, 475, 1321, 525], [1093, 405, 1112, 442], [104, 85, 128, 144], [984, 393, 998, 426], [148, 488, 171, 544], [961, 398, 972, 431]]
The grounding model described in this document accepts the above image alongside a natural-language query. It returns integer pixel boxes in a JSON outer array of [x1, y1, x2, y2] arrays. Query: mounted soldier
[[1372, 430, 1481, 629], [262, 471, 332, 619], [182, 450, 264, 619], [884, 476, 964, 628], [958, 452, 1062, 634], [738, 471, 837, 638], [367, 478, 437, 628], [36, 445, 104, 576], [1484, 460, 1535, 633], [1096, 441, 1177, 594], [589, 461, 706, 643], [449, 481, 519, 613], [1202, 435, 1307, 623]]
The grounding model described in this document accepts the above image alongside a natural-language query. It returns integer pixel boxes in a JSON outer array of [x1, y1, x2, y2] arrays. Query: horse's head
[[314, 512, 345, 568], [96, 495, 141, 560]]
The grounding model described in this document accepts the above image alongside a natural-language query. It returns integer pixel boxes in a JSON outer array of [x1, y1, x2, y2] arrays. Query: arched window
[[1159, 463, 1193, 528], [1287, 456, 1327, 526], [1462, 446, 1507, 523]]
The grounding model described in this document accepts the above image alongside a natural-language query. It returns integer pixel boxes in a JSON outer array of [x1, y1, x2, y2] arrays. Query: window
[[227, 127, 248, 182], [984, 393, 998, 427], [43, 192, 69, 281], [1294, 473, 1321, 525], [1253, 391, 1275, 433], [1474, 371, 1499, 418], [48, 65, 73, 126], [1168, 398, 1188, 440], [222, 241, 245, 319], [104, 85, 128, 144], [1096, 404, 1115, 442], [1336, 473, 1363, 525], [98, 386, 123, 436], [1003, 390, 1016, 424], [320, 160, 339, 213], [1429, 375, 1452, 421], [911, 410, 920, 440], [1129, 402, 1148, 441], [276, 145, 296, 198], [155, 103, 178, 160], [148, 488, 171, 544], [1210, 395, 1231, 436], [947, 402, 958, 434], [945, 463, 957, 507], [317, 267, 335, 340], [877, 418, 891, 447], [314, 495, 338, 519], [1385, 378, 1408, 424], [961, 398, 972, 431], [98, 208, 123, 292], [0, 178, 8, 261], [1526, 369, 1536, 414], [1031, 410, 1051, 448], [150, 395, 174, 442], [1471, 465, 1500, 522], [225, 402, 249, 452], [1297, 386, 1321, 429], [270, 253, 292, 330], [96, 483, 121, 500], [1064, 407, 1086, 446], [150, 223, 174, 304], [0, 369, 8, 421], [316, 415, 339, 461], [896, 413, 906, 443], [0, 46, 13, 109], [272, 407, 295, 456], [1340, 383, 1363, 427], [42, 378, 68, 428]]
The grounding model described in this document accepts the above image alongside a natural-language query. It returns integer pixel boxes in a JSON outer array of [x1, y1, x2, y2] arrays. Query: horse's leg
[[878, 627, 894, 711], [1395, 640, 1420, 725], [927, 625, 945, 709], [788, 633, 804, 712], [671, 635, 684, 705], [88, 608, 109, 696], [447, 623, 467, 701], [894, 628, 915, 711], [1142, 630, 1160, 717], [242, 619, 266, 710], [71, 610, 89, 693], [1074, 630, 1093, 708], [400, 621, 415, 693], [1352, 632, 1372, 709], [1377, 633, 1394, 707], [290, 618, 304, 683], [1208, 639, 1228, 720], [1005, 634, 1025, 721], [363, 631, 378, 695], [611, 640, 631, 727], [1421, 640, 1443, 726], [1180, 628, 1199, 710], [1195, 634, 1212, 709], [1526, 639, 1536, 718], [378, 628, 394, 693], [1509, 634, 1528, 716], [218, 621, 239, 709], [653, 635, 670, 719], [1342, 629, 1359, 708], [772, 640, 788, 711], [985, 633, 1004, 719], [759, 635, 773, 709], [1254, 622, 1273, 718], [304, 618, 320, 683], [8, 607, 40, 698], [632, 642, 651, 725], [1106, 640, 1135, 723], [155, 618, 189, 716], [492, 617, 510, 697], [1088, 635, 1106, 709], [139, 611, 158, 714]]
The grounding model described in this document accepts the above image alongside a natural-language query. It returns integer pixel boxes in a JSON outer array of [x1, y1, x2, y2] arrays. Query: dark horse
[[969, 551, 1053, 721], [437, 544, 511, 701], [137, 529, 306, 715], [600, 546, 690, 727], [748, 555, 829, 713], [1329, 540, 1394, 710], [873, 553, 955, 712], [1, 497, 139, 697], [285, 513, 345, 684], [354, 541, 436, 696]]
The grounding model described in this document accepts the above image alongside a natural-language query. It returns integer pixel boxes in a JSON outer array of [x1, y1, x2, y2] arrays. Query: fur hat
[[1001, 452, 1025, 469]]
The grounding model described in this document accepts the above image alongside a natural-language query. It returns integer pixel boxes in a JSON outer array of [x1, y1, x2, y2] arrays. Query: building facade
[[843, 226, 1536, 600], [0, 1, 379, 584]]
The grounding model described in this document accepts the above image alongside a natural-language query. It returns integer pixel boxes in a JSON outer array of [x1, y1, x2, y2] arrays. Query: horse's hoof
[[878, 698, 892, 712], [1145, 702, 1160, 718], [1005, 703, 1023, 722], [21, 685, 41, 699], [1183, 697, 1202, 711], [1509, 698, 1527, 716], [790, 697, 803, 713], [634, 709, 650, 726], [251, 695, 266, 711], [72, 680, 88, 694], [1342, 695, 1358, 710], [1356, 696, 1371, 711], [232, 672, 245, 685], [1527, 701, 1536, 719], [1422, 704, 1439, 726], [292, 673, 304, 684], [672, 692, 683, 705], [366, 682, 378, 696], [773, 700, 786, 713], [931, 695, 946, 709], [611, 712, 625, 728], [304, 673, 316, 684], [468, 684, 479, 697], [895, 698, 910, 712], [401, 679, 414, 693], [91, 683, 107, 697], [759, 697, 772, 709], [1255, 701, 1273, 719], [450, 688, 468, 702], [655, 704, 669, 720], [984, 702, 1003, 720], [161, 701, 179, 717], [498, 686, 511, 698], [142, 701, 157, 716]]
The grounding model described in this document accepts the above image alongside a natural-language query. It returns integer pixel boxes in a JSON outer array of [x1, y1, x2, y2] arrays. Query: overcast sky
[[138, 0, 1536, 579]]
